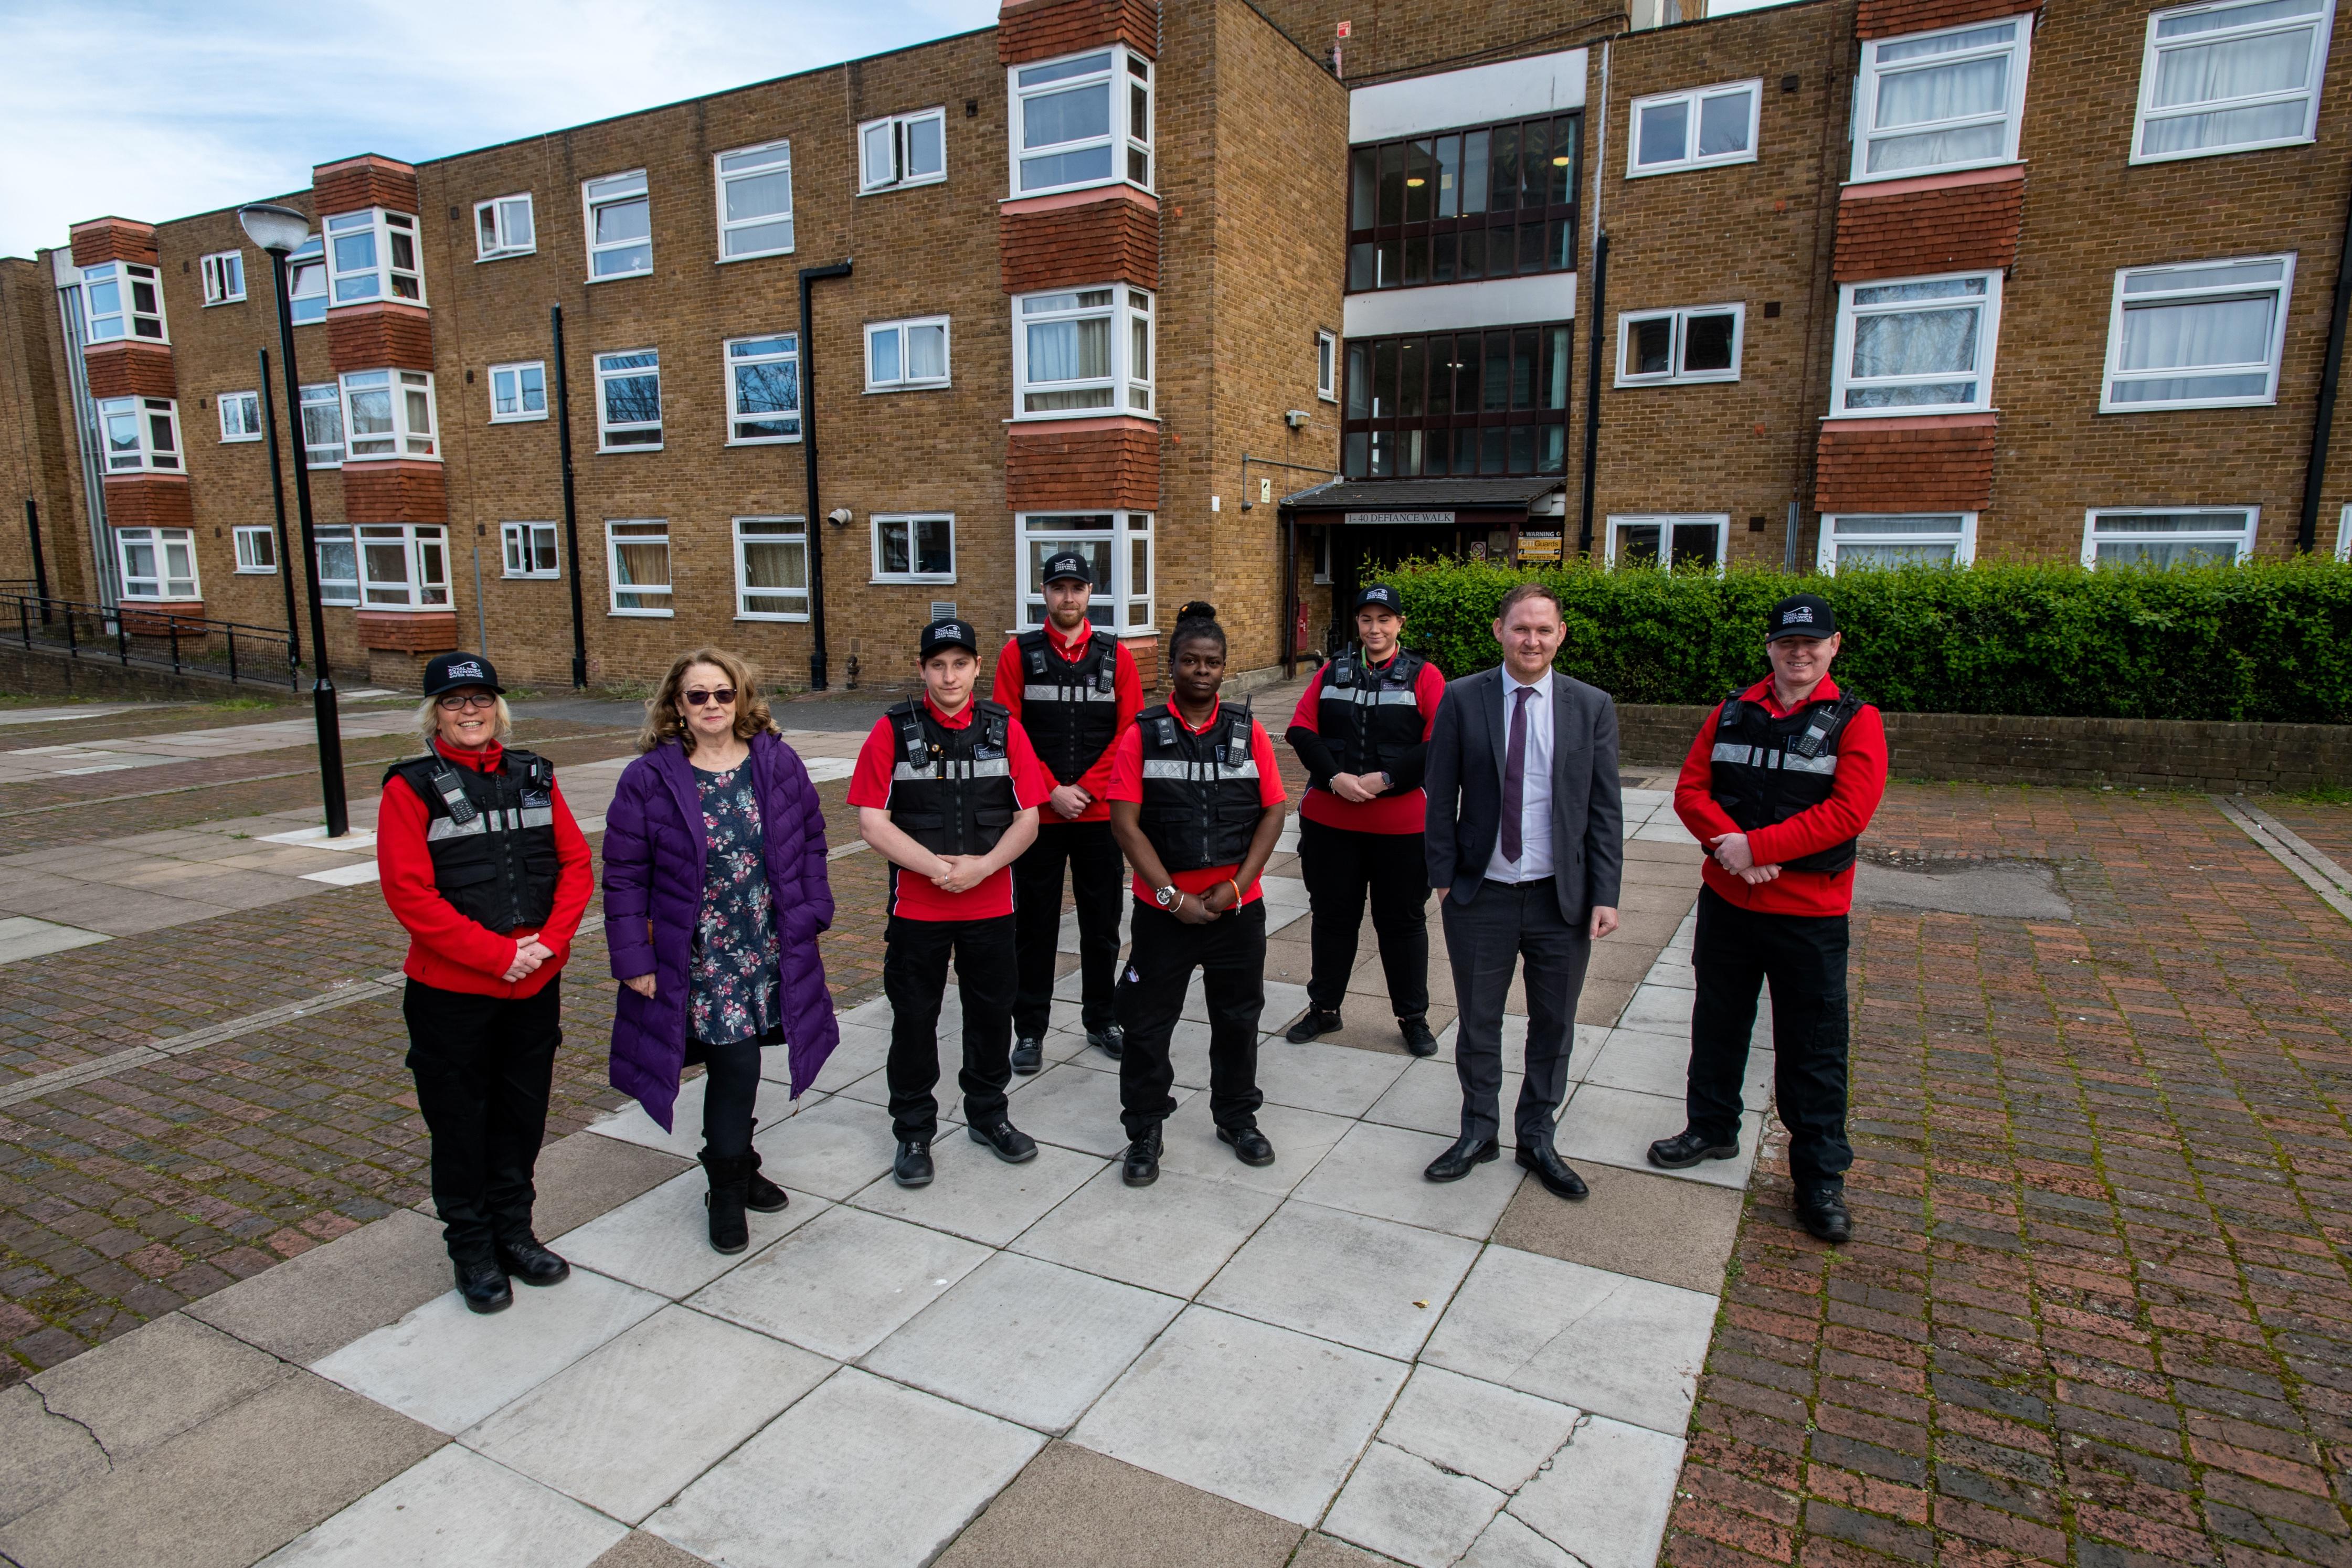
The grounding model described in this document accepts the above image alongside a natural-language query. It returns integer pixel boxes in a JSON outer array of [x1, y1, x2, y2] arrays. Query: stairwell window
[[2102, 255, 2292, 410], [1606, 515, 1728, 571], [1012, 285, 1152, 418], [218, 390, 264, 442], [715, 141, 793, 261], [341, 369, 438, 459], [98, 397, 182, 473], [474, 194, 536, 260], [489, 361, 547, 422], [608, 521, 673, 615], [1616, 305, 1743, 385], [872, 514, 955, 584], [724, 336, 799, 443], [866, 318, 950, 391], [1011, 46, 1152, 195], [2134, 0, 2334, 162], [201, 251, 246, 305], [234, 525, 279, 574], [596, 350, 662, 450], [502, 521, 560, 578], [1818, 513, 1976, 572], [84, 262, 166, 343], [288, 239, 327, 326], [861, 109, 947, 192], [116, 528, 199, 600], [1830, 271, 2001, 416], [300, 382, 343, 467], [1318, 331, 1338, 401], [326, 209, 424, 305], [1852, 18, 2030, 181], [356, 523, 450, 608], [735, 517, 810, 619], [585, 171, 652, 279], [2083, 506, 2258, 567], [1628, 81, 1760, 175]]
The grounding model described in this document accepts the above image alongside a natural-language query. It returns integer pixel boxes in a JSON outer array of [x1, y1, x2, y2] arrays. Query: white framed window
[[2101, 255, 2293, 411], [355, 523, 450, 608], [2082, 506, 2258, 567], [1617, 304, 1745, 385], [1830, 271, 2001, 416], [501, 521, 560, 578], [217, 390, 263, 442], [325, 208, 423, 305], [585, 171, 652, 279], [607, 521, 672, 615], [2339, 501, 2352, 562], [2134, 0, 2334, 162], [341, 369, 438, 460], [724, 335, 800, 442], [83, 261, 166, 343], [1628, 80, 1761, 175], [866, 317, 950, 391], [1012, 284, 1152, 418], [1317, 331, 1338, 402], [1313, 527, 1333, 584], [200, 251, 246, 305], [315, 526, 359, 606], [115, 527, 198, 601], [299, 382, 343, 467], [1606, 514, 1730, 571], [1015, 511, 1154, 631], [287, 238, 327, 326], [734, 517, 810, 619], [715, 141, 793, 261], [1817, 512, 1976, 573], [861, 109, 947, 192], [596, 350, 662, 450], [1852, 18, 2031, 181], [97, 396, 182, 473], [871, 514, 956, 584], [474, 194, 536, 260], [233, 525, 279, 574], [488, 361, 548, 422], [1011, 45, 1153, 195]]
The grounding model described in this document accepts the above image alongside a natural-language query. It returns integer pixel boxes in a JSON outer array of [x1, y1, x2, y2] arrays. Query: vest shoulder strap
[[1016, 628, 1050, 676], [1139, 703, 1180, 748], [887, 700, 929, 765], [502, 747, 554, 788]]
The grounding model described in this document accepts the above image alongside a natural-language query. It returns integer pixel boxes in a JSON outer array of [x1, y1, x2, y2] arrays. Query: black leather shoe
[[1424, 1136, 1499, 1182], [1648, 1128, 1740, 1170], [454, 1257, 512, 1314], [1218, 1124, 1276, 1166], [1516, 1141, 1590, 1201], [968, 1119, 1039, 1163], [1285, 1008, 1342, 1044], [495, 1235, 571, 1286], [1088, 1024, 1125, 1061], [1799, 1188, 1853, 1245], [1122, 1126, 1162, 1186], [744, 1147, 789, 1214], [894, 1138, 934, 1187], [1011, 1036, 1044, 1075], [1399, 1016, 1439, 1057]]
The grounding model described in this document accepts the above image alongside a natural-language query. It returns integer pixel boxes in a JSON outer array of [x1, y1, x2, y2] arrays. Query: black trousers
[[883, 914, 1016, 1142], [1440, 879, 1590, 1146], [402, 977, 561, 1265], [1012, 819, 1125, 1039], [1686, 885, 1853, 1199], [1117, 900, 1267, 1140], [1298, 817, 1430, 1018]]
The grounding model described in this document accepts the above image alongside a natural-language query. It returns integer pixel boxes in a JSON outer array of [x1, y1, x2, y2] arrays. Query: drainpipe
[[1577, 40, 1612, 559], [2298, 182, 2352, 554], [799, 259, 853, 691], [550, 305, 588, 688], [24, 500, 49, 618]]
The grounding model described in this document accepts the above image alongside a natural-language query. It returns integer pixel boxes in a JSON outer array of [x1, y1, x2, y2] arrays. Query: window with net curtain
[[1836, 276, 1995, 412], [1016, 512, 1153, 630], [2136, 0, 2332, 160], [608, 521, 671, 613], [2083, 508, 2255, 568], [1016, 287, 1150, 415], [1820, 515, 1972, 572], [2104, 256, 2291, 409], [1856, 20, 2025, 177], [735, 517, 808, 618]]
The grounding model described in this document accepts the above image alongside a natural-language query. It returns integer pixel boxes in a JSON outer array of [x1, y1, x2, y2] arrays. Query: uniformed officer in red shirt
[[849, 618, 1055, 1189], [991, 551, 1143, 1074], [1650, 594, 1888, 1245]]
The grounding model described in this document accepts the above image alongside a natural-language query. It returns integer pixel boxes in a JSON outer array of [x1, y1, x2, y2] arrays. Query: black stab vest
[[385, 747, 560, 930], [1015, 628, 1120, 787], [883, 700, 1020, 857], [1136, 699, 1263, 872], [1315, 648, 1427, 781], [1707, 687, 1869, 875]]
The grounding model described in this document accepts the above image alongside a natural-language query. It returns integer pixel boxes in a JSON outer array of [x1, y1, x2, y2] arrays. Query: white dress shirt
[[1484, 668, 1555, 883]]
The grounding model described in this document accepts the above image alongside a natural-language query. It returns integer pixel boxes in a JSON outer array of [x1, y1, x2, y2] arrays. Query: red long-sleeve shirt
[[989, 623, 1142, 824], [1285, 653, 1448, 835], [377, 737, 595, 997], [1673, 675, 1888, 918]]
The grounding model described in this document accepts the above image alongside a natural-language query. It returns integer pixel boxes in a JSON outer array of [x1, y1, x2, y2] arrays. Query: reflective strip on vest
[[1023, 684, 1117, 703], [893, 758, 1013, 781], [426, 815, 489, 841], [1325, 687, 1419, 706], [1139, 758, 1261, 781], [1713, 740, 1839, 777]]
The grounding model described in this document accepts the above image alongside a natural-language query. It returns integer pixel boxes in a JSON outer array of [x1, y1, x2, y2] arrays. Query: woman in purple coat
[[605, 647, 839, 1254]]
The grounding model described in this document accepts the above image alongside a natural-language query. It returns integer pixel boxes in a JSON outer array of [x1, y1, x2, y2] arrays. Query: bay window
[[300, 382, 344, 467], [1347, 112, 1580, 292], [2082, 507, 2258, 567], [1607, 515, 1728, 571], [355, 524, 450, 608], [1818, 513, 1976, 572], [1829, 272, 2001, 416], [315, 527, 359, 606], [872, 514, 955, 583], [489, 361, 547, 422], [475, 194, 536, 260], [1628, 81, 1760, 175], [1343, 323, 1572, 479], [585, 171, 652, 279], [1011, 46, 1152, 195], [735, 517, 810, 619], [98, 396, 182, 473], [288, 238, 327, 326], [83, 261, 166, 343], [861, 109, 947, 191], [597, 349, 662, 449], [2135, 0, 2333, 161], [325, 209, 424, 305], [2102, 255, 2292, 410], [115, 527, 198, 600], [715, 141, 793, 260], [1852, 18, 2030, 180], [607, 520, 673, 614], [1012, 285, 1152, 417], [1616, 305, 1743, 385], [502, 521, 560, 578], [866, 317, 950, 391], [724, 336, 799, 442], [1016, 512, 1153, 631], [341, 369, 438, 459]]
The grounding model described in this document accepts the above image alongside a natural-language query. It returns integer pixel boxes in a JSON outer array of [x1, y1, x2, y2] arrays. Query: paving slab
[[29, 1311, 290, 1464], [863, 1252, 1183, 1434], [1365, 1055, 1529, 1145], [648, 1366, 1043, 1568], [530, 1129, 697, 1239], [1322, 1437, 1507, 1568], [464, 1304, 834, 1524], [1201, 1200, 1479, 1360], [187, 1207, 454, 1366], [0, 914, 110, 964], [934, 1440, 1304, 1567], [1291, 1120, 1523, 1240], [1069, 1305, 1408, 1528], [796, 1021, 892, 1093], [1420, 1247, 1713, 1435], [258, 1443, 629, 1566], [0, 1384, 107, 1527], [1255, 1039, 1413, 1118], [590, 1074, 810, 1159], [849, 1130, 1104, 1247], [591, 1532, 711, 1568], [1464, 1510, 1581, 1567], [1554, 1083, 1761, 1190], [1376, 1364, 1581, 1493], [1154, 1094, 1354, 1196], [996, 1060, 1184, 1158], [312, 1266, 666, 1434], [687, 1204, 991, 1361], [742, 1091, 920, 1198], [1010, 1162, 1283, 1298], [1490, 1161, 1745, 1295], [552, 1167, 830, 1297], [1503, 1415, 1684, 1568], [1294, 1533, 1400, 1566]]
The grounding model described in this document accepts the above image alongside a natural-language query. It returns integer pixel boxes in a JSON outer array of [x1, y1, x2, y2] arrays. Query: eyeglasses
[[683, 687, 737, 708], [436, 692, 497, 711]]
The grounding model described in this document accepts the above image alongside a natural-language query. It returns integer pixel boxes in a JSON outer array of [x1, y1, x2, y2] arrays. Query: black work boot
[[1648, 1127, 1741, 1170], [1122, 1125, 1162, 1186], [894, 1138, 935, 1188], [1399, 1016, 1439, 1056], [1088, 1024, 1125, 1061], [494, 1234, 570, 1286], [1798, 1186, 1852, 1245], [701, 1151, 753, 1255], [454, 1257, 513, 1314], [1011, 1036, 1044, 1075], [1286, 1007, 1343, 1044]]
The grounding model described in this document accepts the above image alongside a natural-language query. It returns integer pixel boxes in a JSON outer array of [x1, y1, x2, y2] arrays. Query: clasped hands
[[504, 937, 557, 983], [1708, 832, 1783, 885], [1326, 771, 1385, 804], [1168, 880, 1240, 925]]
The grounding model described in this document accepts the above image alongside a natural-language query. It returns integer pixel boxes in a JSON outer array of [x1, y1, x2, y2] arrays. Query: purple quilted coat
[[603, 730, 838, 1130]]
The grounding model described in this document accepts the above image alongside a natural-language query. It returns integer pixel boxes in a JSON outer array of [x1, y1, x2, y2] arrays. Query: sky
[[0, 0, 1001, 259]]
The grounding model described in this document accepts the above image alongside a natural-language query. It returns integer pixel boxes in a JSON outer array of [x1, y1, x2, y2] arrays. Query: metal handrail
[[2, 590, 299, 690]]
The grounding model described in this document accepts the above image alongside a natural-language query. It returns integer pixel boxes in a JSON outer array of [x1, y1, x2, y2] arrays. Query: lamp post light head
[[237, 203, 311, 256]]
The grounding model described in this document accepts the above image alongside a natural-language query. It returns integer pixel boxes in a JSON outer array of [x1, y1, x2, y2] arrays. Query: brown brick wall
[[0, 259, 86, 597], [1833, 171, 2023, 281], [356, 610, 459, 652], [1854, 0, 2038, 40], [81, 342, 178, 400], [101, 476, 195, 529], [313, 157, 421, 218], [68, 219, 158, 268], [1005, 425, 1160, 510], [999, 0, 1159, 66], [1001, 196, 1161, 292], [1814, 421, 1997, 511], [327, 304, 436, 374], [1244, 0, 1604, 82], [343, 461, 450, 524]]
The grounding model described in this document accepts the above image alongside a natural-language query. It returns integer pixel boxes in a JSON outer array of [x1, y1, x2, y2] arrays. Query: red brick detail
[[1120, 633, 1160, 693], [312, 156, 420, 218], [69, 218, 159, 268], [1005, 425, 1160, 511], [356, 610, 460, 653], [1000, 0, 1158, 64], [1814, 421, 1997, 512], [1835, 175, 2023, 281], [83, 341, 177, 399], [101, 475, 194, 529], [118, 601, 208, 638], [1856, 0, 2037, 37], [342, 461, 449, 524], [327, 304, 436, 374], [1002, 197, 1161, 292]]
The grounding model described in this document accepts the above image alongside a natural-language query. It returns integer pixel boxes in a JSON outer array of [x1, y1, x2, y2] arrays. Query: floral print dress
[[688, 763, 782, 1046]]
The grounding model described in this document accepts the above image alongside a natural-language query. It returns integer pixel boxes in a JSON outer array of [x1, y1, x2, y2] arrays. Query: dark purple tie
[[1502, 684, 1533, 863]]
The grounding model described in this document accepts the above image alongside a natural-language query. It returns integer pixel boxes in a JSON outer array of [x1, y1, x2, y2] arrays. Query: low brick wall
[[0, 646, 305, 705]]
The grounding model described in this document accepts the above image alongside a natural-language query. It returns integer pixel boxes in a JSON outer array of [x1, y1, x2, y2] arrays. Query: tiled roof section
[[1281, 477, 1567, 511], [999, 0, 1159, 66], [69, 218, 158, 269], [1005, 424, 1159, 511], [356, 610, 460, 653], [1856, 0, 2037, 38], [83, 342, 177, 399], [1002, 196, 1159, 293], [328, 304, 435, 375], [100, 474, 194, 529], [1814, 421, 1997, 512], [1835, 172, 2023, 281], [343, 460, 449, 524], [312, 155, 420, 219]]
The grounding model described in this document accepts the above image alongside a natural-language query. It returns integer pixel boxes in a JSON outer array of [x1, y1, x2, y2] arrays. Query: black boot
[[701, 1151, 751, 1255], [740, 1130, 789, 1214], [1285, 1007, 1343, 1044], [454, 1257, 513, 1313]]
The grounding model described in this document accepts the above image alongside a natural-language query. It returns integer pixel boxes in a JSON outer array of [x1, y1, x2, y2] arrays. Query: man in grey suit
[[1421, 580, 1622, 1198]]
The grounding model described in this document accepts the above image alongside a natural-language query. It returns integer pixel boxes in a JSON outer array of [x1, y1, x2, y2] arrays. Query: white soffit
[[1349, 49, 1588, 143], [1343, 272, 1578, 337]]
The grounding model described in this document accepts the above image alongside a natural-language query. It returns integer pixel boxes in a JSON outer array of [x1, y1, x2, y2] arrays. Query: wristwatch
[[1155, 884, 1182, 909]]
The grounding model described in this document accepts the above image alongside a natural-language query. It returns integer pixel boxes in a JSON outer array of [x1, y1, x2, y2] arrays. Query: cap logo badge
[[1783, 608, 1813, 625], [447, 661, 485, 680]]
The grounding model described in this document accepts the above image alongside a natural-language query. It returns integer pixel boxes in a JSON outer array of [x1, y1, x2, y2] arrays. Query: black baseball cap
[[1766, 594, 1838, 641], [1041, 551, 1095, 587], [919, 618, 978, 659], [1354, 582, 1403, 614], [422, 652, 502, 696]]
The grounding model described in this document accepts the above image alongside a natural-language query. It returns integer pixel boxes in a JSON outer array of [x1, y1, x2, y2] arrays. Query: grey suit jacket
[[1422, 665, 1624, 923]]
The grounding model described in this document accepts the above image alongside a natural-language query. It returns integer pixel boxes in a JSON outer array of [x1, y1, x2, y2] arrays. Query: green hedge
[[1382, 559, 2352, 723]]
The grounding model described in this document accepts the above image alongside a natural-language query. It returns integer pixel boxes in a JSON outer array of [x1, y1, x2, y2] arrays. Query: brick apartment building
[[3, 0, 2349, 690]]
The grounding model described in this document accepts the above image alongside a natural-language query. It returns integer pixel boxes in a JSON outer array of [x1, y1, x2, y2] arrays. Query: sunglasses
[[436, 692, 497, 711], [683, 687, 737, 708]]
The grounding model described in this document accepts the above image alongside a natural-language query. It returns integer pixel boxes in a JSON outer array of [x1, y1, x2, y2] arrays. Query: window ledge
[[1819, 410, 1998, 428], [735, 612, 812, 622], [1007, 411, 1159, 428], [608, 609, 676, 619], [219, 435, 265, 444], [489, 414, 551, 425], [870, 577, 958, 587], [587, 270, 654, 285], [1615, 373, 1741, 389], [2128, 136, 2315, 167], [860, 175, 947, 197], [1842, 162, 2024, 197], [717, 247, 797, 266], [864, 382, 952, 395], [2097, 395, 2277, 414], [1627, 152, 1758, 179], [724, 436, 800, 447], [503, 572, 562, 581], [598, 443, 665, 454], [232, 567, 278, 576], [200, 299, 246, 308], [341, 454, 444, 465], [1001, 182, 1158, 215], [475, 250, 538, 263]]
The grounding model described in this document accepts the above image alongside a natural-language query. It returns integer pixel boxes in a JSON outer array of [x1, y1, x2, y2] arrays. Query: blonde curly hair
[[638, 647, 778, 754]]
